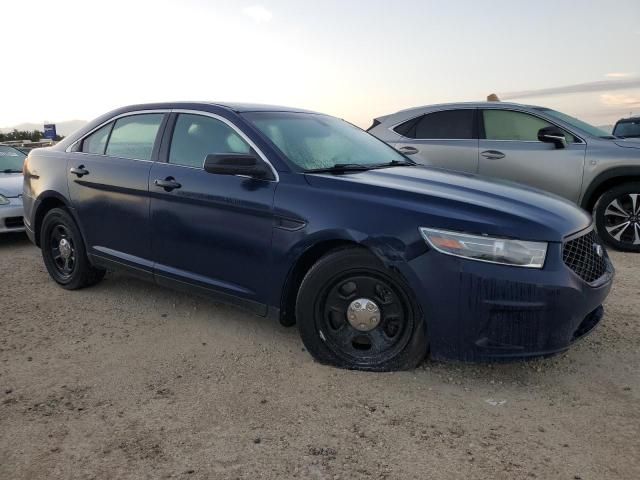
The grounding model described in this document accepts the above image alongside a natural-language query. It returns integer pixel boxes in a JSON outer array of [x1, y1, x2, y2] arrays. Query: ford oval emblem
[[593, 243, 603, 258]]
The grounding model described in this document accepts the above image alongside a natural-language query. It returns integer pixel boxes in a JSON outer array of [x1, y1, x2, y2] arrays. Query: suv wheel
[[296, 248, 427, 371], [41, 208, 106, 289], [594, 182, 640, 252]]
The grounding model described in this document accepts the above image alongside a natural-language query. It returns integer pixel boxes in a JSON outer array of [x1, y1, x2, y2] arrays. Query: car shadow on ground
[[93, 268, 604, 385], [0, 232, 30, 247], [97, 269, 302, 340]]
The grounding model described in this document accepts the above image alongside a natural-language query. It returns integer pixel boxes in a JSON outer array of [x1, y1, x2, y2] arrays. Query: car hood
[[305, 166, 591, 242], [0, 173, 24, 197]]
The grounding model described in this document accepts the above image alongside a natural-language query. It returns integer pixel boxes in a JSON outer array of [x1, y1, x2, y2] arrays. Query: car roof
[[616, 116, 640, 122], [118, 101, 320, 115], [391, 101, 542, 115], [52, 102, 327, 153]]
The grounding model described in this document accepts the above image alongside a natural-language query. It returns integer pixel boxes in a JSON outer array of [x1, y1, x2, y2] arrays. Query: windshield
[[242, 112, 408, 171], [613, 120, 640, 138], [0, 146, 26, 173], [534, 108, 611, 138]]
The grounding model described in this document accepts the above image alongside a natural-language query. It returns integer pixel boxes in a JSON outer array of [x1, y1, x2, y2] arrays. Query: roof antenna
[[487, 93, 500, 102]]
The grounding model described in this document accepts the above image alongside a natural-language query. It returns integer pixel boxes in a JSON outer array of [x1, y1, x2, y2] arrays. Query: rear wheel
[[296, 248, 427, 371], [594, 183, 640, 252], [41, 208, 106, 289]]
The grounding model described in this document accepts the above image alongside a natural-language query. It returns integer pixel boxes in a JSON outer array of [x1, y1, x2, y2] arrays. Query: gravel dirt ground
[[1, 232, 638, 480]]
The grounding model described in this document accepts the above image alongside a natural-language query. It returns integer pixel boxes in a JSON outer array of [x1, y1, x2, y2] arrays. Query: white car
[[0, 145, 26, 233]]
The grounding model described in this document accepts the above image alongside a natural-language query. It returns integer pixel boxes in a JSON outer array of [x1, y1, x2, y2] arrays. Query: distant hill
[[0, 120, 87, 137]]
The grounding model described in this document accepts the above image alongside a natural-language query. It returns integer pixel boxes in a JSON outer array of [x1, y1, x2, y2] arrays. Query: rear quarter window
[[81, 123, 113, 154], [104, 114, 164, 161]]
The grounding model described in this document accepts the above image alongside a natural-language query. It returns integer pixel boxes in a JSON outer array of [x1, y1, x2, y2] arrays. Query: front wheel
[[594, 183, 640, 252], [296, 248, 427, 371], [41, 208, 106, 289]]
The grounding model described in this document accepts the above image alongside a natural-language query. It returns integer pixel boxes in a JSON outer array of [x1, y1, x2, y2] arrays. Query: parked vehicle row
[[0, 145, 26, 233], [368, 102, 640, 252], [23, 102, 613, 370]]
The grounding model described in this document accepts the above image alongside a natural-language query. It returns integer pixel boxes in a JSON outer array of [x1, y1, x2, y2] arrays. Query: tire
[[594, 182, 640, 252], [41, 208, 106, 289], [296, 247, 427, 371]]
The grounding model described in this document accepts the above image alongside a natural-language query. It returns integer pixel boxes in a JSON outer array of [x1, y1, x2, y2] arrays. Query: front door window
[[482, 110, 576, 142]]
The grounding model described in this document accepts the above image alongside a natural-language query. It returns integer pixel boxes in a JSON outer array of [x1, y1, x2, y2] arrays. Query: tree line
[[0, 129, 64, 142]]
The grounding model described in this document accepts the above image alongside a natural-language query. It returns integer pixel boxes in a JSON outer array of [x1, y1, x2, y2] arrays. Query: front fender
[[580, 166, 640, 210]]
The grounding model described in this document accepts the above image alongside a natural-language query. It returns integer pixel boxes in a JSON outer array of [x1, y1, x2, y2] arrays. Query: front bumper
[[0, 199, 25, 233], [401, 241, 614, 362]]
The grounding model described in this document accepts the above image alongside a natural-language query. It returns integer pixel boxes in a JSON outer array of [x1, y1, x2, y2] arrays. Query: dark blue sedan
[[22, 102, 614, 370]]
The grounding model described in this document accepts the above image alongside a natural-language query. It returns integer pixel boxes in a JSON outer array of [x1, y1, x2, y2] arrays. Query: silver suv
[[368, 102, 640, 251]]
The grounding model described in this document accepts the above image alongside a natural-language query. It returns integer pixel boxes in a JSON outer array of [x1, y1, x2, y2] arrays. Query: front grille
[[562, 230, 607, 283], [4, 216, 24, 229]]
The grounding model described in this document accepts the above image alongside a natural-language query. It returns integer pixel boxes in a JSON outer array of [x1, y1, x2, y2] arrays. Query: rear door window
[[105, 114, 164, 161], [394, 109, 475, 139]]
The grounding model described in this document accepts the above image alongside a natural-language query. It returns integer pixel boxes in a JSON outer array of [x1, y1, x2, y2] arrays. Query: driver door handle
[[481, 150, 505, 160], [154, 177, 182, 191], [397, 146, 419, 155], [70, 166, 89, 177]]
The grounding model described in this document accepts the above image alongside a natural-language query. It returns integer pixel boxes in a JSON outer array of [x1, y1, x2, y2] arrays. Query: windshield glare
[[243, 112, 407, 171], [0, 146, 26, 172], [534, 108, 611, 138]]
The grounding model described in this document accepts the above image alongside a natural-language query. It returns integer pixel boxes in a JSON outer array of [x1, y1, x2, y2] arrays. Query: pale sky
[[2, 0, 638, 129]]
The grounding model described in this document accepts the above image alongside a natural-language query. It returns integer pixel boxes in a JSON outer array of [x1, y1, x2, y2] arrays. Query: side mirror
[[538, 126, 567, 149], [204, 153, 272, 180]]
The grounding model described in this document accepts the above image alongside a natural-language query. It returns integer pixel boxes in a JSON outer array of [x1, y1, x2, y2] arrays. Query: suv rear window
[[614, 119, 640, 138], [393, 109, 475, 139]]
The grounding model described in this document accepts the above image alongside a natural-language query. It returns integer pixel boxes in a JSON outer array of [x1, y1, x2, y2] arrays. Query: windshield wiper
[[305, 163, 375, 174], [1, 169, 22, 173], [371, 159, 416, 168]]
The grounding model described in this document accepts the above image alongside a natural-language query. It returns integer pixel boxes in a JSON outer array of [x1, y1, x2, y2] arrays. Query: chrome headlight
[[0, 195, 9, 205], [419, 227, 547, 268]]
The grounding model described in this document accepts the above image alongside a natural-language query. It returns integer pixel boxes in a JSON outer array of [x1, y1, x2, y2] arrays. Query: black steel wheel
[[594, 183, 640, 252], [49, 223, 76, 280], [41, 208, 106, 289], [296, 248, 427, 371]]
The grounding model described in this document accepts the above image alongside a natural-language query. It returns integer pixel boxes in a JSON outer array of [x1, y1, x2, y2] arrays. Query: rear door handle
[[397, 146, 419, 155], [481, 150, 505, 160], [70, 166, 89, 177], [154, 177, 182, 192]]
